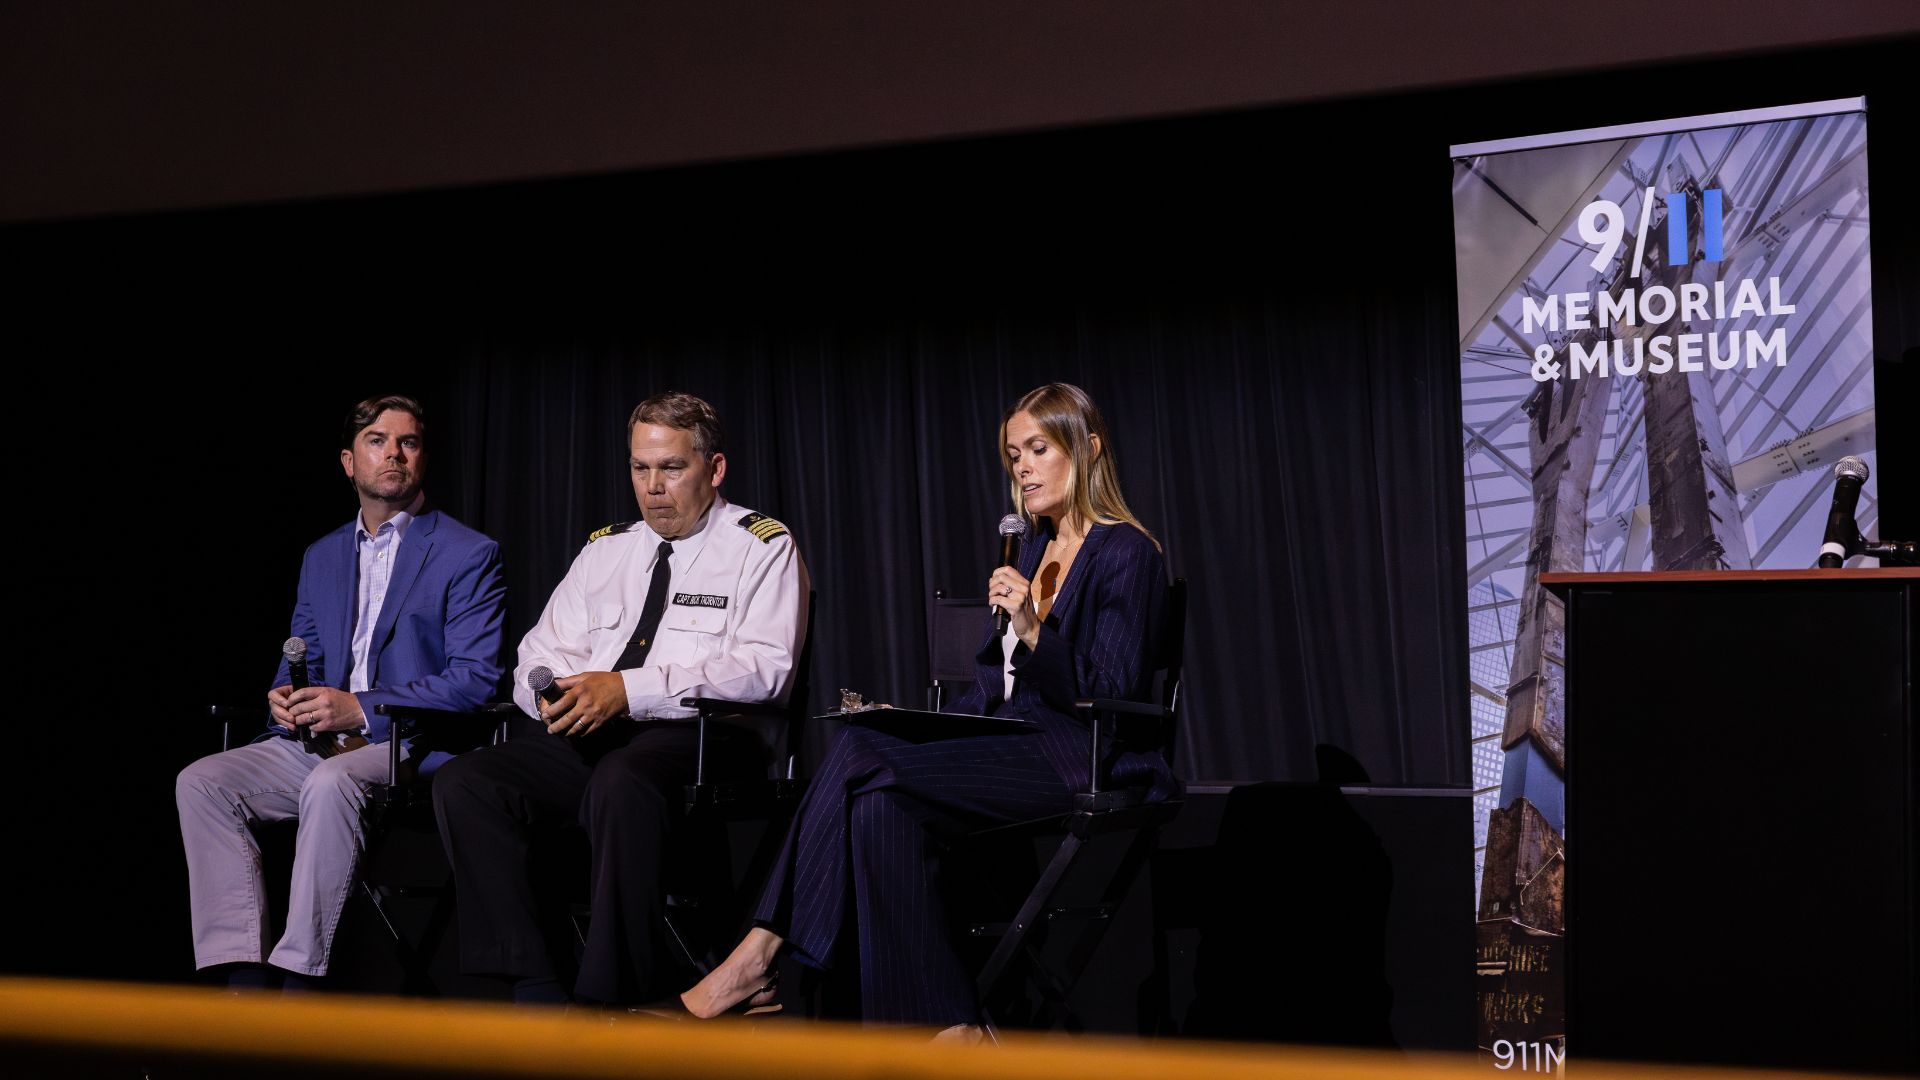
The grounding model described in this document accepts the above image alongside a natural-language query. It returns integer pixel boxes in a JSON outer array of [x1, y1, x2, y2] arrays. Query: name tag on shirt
[[673, 593, 729, 610]]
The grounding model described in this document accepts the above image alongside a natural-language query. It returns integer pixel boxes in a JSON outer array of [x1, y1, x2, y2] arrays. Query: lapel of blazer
[[1046, 522, 1112, 634], [366, 508, 438, 683], [325, 524, 358, 687]]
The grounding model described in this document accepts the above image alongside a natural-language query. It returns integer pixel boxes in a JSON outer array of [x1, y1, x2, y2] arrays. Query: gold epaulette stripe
[[588, 520, 637, 543], [738, 513, 790, 543]]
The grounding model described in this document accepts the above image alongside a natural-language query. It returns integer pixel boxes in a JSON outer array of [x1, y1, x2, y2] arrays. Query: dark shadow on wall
[[1167, 748, 1396, 1046]]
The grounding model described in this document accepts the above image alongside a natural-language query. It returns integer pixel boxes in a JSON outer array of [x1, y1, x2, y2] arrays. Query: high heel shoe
[[738, 974, 782, 1016]]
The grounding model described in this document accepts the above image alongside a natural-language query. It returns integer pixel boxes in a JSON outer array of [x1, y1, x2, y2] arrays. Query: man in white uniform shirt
[[434, 391, 809, 1006]]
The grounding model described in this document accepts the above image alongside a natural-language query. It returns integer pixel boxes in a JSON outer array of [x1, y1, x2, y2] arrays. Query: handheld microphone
[[1817, 456, 1869, 568], [283, 637, 318, 749], [994, 514, 1027, 634], [527, 665, 565, 705], [283, 637, 309, 690]]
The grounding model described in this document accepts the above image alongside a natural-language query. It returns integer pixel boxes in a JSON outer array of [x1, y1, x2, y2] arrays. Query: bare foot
[[681, 929, 782, 1019], [680, 964, 775, 1018]]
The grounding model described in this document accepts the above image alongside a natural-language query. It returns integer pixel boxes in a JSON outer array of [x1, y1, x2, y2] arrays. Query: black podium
[[1544, 569, 1915, 1074]]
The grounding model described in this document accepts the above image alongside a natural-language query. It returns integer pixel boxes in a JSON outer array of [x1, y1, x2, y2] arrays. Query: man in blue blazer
[[175, 394, 506, 988]]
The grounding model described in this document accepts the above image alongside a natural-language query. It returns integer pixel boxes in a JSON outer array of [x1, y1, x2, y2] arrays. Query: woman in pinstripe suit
[[682, 383, 1172, 1035]]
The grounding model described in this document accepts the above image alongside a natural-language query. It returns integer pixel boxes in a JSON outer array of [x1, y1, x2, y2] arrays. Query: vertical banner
[[1449, 98, 1875, 1068]]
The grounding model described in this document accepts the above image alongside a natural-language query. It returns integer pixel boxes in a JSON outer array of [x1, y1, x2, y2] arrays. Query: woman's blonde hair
[[1000, 382, 1157, 546]]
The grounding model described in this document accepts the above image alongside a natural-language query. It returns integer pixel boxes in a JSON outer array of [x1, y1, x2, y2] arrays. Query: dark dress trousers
[[753, 520, 1170, 1026]]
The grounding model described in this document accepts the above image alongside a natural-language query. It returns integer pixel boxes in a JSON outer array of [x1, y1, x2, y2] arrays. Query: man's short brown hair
[[342, 394, 426, 449], [629, 392, 724, 458]]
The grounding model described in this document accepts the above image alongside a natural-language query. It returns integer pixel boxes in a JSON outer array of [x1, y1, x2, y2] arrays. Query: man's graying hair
[[629, 392, 724, 458]]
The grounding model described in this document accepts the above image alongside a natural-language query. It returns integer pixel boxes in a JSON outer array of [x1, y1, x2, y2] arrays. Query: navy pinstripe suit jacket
[[946, 520, 1174, 797]]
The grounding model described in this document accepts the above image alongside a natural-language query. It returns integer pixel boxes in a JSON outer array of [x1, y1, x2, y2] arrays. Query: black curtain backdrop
[[422, 288, 1465, 787], [7, 36, 1913, 985]]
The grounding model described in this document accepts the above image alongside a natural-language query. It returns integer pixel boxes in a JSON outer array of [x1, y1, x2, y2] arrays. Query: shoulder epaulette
[[737, 512, 790, 544], [587, 520, 638, 544]]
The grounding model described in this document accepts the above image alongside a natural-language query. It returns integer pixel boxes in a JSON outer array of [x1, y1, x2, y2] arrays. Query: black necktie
[[613, 541, 673, 670]]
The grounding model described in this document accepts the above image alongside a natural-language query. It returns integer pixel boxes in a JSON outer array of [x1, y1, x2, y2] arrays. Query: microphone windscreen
[[527, 666, 554, 694], [998, 514, 1027, 538], [1834, 456, 1870, 482], [282, 637, 307, 662]]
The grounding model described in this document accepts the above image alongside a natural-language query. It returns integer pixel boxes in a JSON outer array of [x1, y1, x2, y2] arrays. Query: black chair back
[[927, 589, 987, 709], [1152, 577, 1188, 766], [774, 593, 818, 779]]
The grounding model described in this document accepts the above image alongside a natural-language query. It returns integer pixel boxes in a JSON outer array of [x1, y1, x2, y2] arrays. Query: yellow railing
[[0, 978, 1854, 1080]]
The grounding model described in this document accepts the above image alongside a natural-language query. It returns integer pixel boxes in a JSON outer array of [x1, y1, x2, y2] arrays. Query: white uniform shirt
[[512, 495, 810, 721]]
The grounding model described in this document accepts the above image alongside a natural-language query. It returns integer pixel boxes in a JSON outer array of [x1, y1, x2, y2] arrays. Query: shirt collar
[[357, 492, 426, 542]]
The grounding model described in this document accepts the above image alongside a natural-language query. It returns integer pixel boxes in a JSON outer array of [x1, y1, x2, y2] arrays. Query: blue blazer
[[948, 520, 1174, 797], [269, 507, 507, 756]]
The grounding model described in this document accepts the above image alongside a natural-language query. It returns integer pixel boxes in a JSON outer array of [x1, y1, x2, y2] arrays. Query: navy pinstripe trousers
[[752, 720, 1078, 1027]]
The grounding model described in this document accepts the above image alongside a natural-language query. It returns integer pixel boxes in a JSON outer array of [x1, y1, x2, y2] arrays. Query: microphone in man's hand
[[284, 637, 309, 690], [1817, 456, 1869, 569], [283, 637, 315, 744], [994, 514, 1027, 634], [527, 666, 565, 706]]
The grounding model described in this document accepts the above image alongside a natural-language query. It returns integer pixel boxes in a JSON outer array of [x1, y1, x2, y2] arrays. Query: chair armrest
[[1073, 698, 1176, 796], [1075, 698, 1171, 718], [679, 696, 787, 719], [207, 704, 269, 751], [371, 703, 518, 789], [680, 697, 794, 786], [376, 703, 519, 740]]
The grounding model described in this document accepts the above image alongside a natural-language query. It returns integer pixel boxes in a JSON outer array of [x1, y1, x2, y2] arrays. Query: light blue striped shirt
[[349, 494, 424, 697]]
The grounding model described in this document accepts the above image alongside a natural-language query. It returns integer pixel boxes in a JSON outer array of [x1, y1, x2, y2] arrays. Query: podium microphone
[[527, 665, 565, 706], [1817, 456, 1869, 569], [994, 514, 1027, 634], [1863, 539, 1920, 566]]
